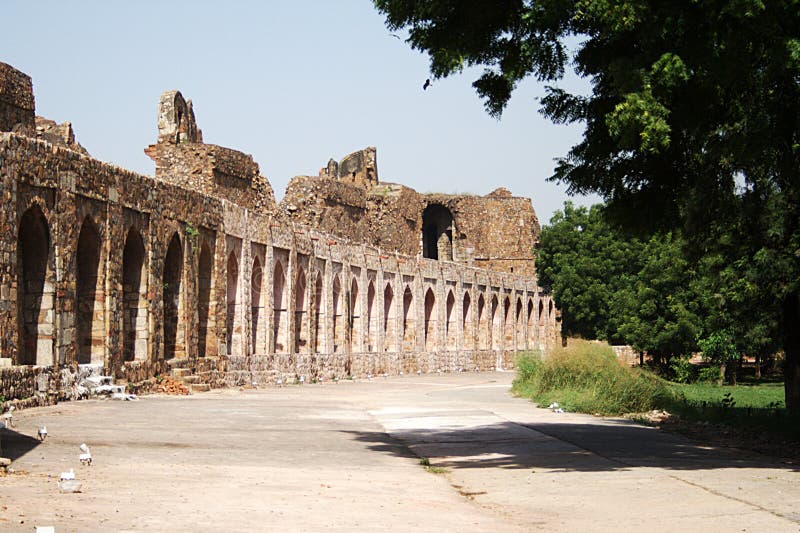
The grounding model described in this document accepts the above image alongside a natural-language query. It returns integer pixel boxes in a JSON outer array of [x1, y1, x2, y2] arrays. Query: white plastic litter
[[38, 426, 48, 441], [59, 468, 75, 481]]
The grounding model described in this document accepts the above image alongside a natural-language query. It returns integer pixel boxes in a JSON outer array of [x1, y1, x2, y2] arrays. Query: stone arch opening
[[76, 216, 103, 365], [332, 274, 343, 352], [163, 232, 183, 360], [383, 283, 396, 352], [462, 292, 473, 350], [197, 240, 213, 358], [272, 261, 287, 353], [477, 293, 487, 350], [548, 299, 555, 344], [313, 274, 323, 353], [367, 281, 376, 352], [402, 285, 414, 352], [350, 278, 361, 352], [294, 266, 307, 353], [515, 298, 524, 350], [422, 204, 454, 261], [122, 227, 147, 362], [17, 205, 53, 366], [527, 298, 535, 349], [503, 296, 512, 349], [538, 299, 546, 345], [491, 295, 501, 351], [424, 288, 436, 352], [226, 252, 240, 356], [445, 290, 456, 351], [251, 256, 265, 354]]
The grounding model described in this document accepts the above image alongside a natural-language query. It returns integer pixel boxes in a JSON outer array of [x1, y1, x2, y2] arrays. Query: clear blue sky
[[2, 0, 598, 225]]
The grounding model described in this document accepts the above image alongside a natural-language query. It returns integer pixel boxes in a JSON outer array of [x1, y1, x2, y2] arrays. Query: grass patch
[[671, 382, 785, 409], [418, 457, 449, 474], [664, 381, 800, 442], [512, 341, 675, 416]]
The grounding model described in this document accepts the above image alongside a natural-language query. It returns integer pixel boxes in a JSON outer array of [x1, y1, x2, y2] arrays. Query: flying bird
[[389, 33, 401, 40], [423, 79, 431, 90]]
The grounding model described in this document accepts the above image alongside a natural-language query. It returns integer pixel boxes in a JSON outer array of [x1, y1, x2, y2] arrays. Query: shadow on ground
[[0, 428, 41, 461], [345, 418, 800, 473]]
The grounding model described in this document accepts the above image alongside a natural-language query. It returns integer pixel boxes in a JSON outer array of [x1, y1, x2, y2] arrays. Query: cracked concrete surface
[[1, 372, 798, 531]]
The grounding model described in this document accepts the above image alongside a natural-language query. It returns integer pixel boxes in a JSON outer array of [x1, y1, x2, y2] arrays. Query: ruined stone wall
[[0, 62, 560, 405], [284, 174, 540, 277], [282, 175, 370, 242], [0, 63, 35, 134]]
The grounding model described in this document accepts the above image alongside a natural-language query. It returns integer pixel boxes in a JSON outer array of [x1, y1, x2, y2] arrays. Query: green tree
[[375, 0, 800, 412], [609, 232, 701, 366], [537, 202, 643, 342]]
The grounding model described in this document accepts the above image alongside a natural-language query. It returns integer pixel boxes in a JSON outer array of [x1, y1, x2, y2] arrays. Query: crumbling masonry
[[0, 62, 560, 404]]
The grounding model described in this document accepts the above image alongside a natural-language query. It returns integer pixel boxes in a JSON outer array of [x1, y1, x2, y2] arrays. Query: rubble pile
[[155, 376, 190, 395]]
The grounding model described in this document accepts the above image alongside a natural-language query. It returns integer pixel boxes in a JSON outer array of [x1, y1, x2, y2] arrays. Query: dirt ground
[[1, 372, 798, 532]]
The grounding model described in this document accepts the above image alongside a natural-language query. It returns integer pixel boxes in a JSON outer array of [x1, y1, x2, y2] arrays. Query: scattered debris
[[155, 376, 190, 395], [59, 469, 75, 481], [38, 426, 48, 441]]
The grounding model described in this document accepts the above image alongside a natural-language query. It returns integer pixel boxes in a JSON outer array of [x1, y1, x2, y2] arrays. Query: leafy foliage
[[374, 0, 800, 411]]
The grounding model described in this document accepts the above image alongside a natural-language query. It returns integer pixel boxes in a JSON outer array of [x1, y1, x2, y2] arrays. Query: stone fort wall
[[0, 62, 560, 403]]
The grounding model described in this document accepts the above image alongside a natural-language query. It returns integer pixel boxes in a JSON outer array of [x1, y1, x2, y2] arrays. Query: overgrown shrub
[[512, 340, 674, 415], [669, 356, 695, 383], [697, 365, 722, 383]]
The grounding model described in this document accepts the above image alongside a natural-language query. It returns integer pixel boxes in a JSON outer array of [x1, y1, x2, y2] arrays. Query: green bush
[[697, 365, 721, 383], [669, 356, 694, 383], [513, 340, 675, 415]]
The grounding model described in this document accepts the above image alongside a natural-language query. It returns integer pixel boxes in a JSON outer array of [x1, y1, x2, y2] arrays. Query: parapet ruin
[[0, 61, 560, 405]]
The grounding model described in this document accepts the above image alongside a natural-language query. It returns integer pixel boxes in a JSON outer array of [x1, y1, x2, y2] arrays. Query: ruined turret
[[0, 62, 35, 135], [145, 90, 278, 216]]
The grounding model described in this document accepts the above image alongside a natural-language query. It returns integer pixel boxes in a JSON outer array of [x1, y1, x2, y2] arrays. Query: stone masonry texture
[[0, 61, 561, 405]]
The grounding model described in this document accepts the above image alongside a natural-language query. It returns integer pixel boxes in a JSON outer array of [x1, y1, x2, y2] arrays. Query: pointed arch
[[251, 256, 265, 354], [350, 277, 361, 352], [477, 293, 487, 350], [197, 240, 214, 357], [383, 283, 396, 352], [491, 295, 501, 351], [462, 292, 473, 350], [226, 252, 240, 356], [313, 273, 323, 353], [515, 297, 524, 350], [294, 266, 307, 353], [272, 261, 287, 353], [163, 232, 183, 360], [332, 274, 344, 352], [445, 290, 456, 351], [526, 298, 535, 349], [424, 288, 436, 352], [17, 205, 54, 365], [538, 299, 546, 346], [122, 227, 147, 362], [367, 280, 376, 352], [402, 285, 415, 352], [76, 216, 104, 364]]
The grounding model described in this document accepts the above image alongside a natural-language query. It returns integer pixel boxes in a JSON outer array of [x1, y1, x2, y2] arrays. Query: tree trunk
[[755, 353, 762, 380], [718, 363, 726, 387], [783, 291, 800, 414]]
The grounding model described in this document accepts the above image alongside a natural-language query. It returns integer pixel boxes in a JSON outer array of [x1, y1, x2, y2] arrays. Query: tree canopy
[[375, 0, 800, 411]]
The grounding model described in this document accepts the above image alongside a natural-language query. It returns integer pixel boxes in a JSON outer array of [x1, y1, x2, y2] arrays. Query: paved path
[[1, 372, 798, 531]]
